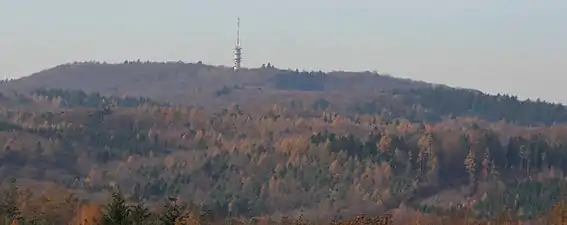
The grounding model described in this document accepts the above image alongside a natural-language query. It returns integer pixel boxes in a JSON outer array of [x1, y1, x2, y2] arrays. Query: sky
[[1, 1, 566, 102]]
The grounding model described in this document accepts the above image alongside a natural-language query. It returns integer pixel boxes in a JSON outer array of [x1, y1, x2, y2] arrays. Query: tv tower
[[233, 17, 242, 71]]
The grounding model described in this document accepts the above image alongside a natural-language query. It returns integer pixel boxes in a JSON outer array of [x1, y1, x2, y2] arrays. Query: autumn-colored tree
[[493, 208, 517, 225], [72, 204, 102, 225], [419, 133, 439, 184], [378, 135, 393, 152], [464, 149, 477, 187], [546, 200, 567, 225]]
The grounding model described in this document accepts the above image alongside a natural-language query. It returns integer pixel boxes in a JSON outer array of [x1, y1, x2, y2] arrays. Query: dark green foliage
[[389, 177, 413, 195], [214, 85, 242, 97], [100, 190, 130, 225], [312, 98, 330, 110], [274, 71, 325, 91], [159, 197, 183, 225], [351, 87, 567, 125], [129, 202, 151, 225], [0, 121, 21, 132], [32, 89, 167, 109], [474, 179, 567, 220], [0, 180, 20, 222]]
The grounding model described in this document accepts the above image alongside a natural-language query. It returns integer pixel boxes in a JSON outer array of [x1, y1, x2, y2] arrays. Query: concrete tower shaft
[[233, 17, 242, 70]]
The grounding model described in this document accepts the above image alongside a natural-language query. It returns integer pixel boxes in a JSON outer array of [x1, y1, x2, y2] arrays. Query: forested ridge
[[0, 62, 566, 224], [3, 62, 565, 126]]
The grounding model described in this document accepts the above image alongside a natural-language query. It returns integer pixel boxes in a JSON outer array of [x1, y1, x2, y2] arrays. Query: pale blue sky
[[1, 1, 566, 102]]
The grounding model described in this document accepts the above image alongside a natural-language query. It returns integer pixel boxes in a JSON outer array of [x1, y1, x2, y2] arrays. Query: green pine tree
[[100, 190, 131, 225], [0, 179, 21, 222], [160, 197, 183, 225], [129, 202, 151, 225]]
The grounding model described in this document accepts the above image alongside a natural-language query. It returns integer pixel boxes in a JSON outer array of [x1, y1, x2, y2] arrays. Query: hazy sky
[[1, 1, 566, 102]]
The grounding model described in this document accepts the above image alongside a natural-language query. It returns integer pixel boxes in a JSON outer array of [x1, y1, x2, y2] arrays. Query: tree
[[464, 149, 476, 188], [481, 148, 490, 181], [159, 197, 183, 225], [129, 202, 151, 225], [519, 145, 530, 175], [418, 133, 439, 184], [426, 153, 439, 184], [546, 200, 567, 225], [73, 204, 102, 225], [378, 135, 393, 152], [0, 180, 20, 222], [405, 151, 414, 176], [100, 190, 130, 225]]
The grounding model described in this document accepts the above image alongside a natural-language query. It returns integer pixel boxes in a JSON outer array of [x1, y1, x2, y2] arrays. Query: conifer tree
[[519, 144, 529, 175], [129, 202, 150, 225], [481, 148, 490, 181], [100, 190, 130, 225], [405, 151, 413, 177], [159, 197, 183, 225], [0, 180, 21, 223]]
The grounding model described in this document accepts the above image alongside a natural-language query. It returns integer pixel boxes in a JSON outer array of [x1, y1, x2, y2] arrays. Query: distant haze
[[1, 1, 566, 102]]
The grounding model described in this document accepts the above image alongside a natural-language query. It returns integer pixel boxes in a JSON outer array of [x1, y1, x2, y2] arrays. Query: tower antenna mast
[[233, 17, 242, 71], [237, 17, 240, 46]]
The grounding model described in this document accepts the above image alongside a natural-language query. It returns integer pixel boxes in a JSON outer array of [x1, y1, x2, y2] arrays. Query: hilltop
[[0, 61, 432, 107], [1, 61, 565, 126]]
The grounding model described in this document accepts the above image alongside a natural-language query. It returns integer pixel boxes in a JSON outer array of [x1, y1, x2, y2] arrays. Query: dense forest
[[0, 62, 567, 224]]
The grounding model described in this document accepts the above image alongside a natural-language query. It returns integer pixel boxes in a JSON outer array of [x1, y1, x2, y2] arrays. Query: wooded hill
[[0, 62, 565, 224], [0, 61, 432, 110], [1, 61, 566, 126]]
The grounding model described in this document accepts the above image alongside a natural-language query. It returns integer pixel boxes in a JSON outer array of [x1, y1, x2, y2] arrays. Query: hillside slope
[[0, 91, 564, 222]]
